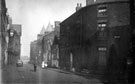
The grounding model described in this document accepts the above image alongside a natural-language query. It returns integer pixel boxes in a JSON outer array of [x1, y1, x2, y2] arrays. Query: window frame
[[97, 20, 107, 37], [97, 5, 108, 17]]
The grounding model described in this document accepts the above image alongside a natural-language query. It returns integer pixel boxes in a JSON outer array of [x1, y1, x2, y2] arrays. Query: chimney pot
[[80, 3, 82, 7]]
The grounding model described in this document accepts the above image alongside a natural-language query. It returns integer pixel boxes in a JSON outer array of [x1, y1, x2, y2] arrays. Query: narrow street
[[2, 63, 103, 84], [1, 0, 133, 84]]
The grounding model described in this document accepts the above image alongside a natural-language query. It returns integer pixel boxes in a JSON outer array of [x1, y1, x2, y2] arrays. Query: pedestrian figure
[[34, 64, 37, 72]]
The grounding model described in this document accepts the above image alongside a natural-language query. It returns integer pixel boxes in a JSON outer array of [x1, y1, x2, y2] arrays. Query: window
[[98, 47, 107, 51], [97, 20, 107, 37], [98, 9, 106, 13], [98, 20, 107, 28], [98, 23, 106, 28], [97, 5, 107, 17]]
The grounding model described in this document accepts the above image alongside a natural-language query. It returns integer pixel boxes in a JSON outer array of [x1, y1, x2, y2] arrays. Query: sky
[[5, 0, 86, 57]]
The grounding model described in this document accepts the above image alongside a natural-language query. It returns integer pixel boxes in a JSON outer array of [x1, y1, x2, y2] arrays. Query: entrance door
[[70, 53, 73, 70], [99, 51, 106, 65]]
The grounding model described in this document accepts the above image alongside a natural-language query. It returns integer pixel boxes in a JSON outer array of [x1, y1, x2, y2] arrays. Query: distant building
[[35, 21, 61, 68], [42, 22, 54, 67], [21, 56, 29, 63], [8, 23, 22, 64], [21, 56, 29, 60], [50, 21, 60, 68], [29, 21, 60, 68], [30, 26, 45, 65], [30, 40, 39, 64]]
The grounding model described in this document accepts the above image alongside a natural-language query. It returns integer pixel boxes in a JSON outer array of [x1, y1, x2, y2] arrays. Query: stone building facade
[[50, 21, 60, 68], [7, 24, 22, 65], [30, 26, 45, 65], [0, 0, 9, 68], [42, 22, 56, 67], [30, 21, 60, 68], [30, 40, 39, 64]]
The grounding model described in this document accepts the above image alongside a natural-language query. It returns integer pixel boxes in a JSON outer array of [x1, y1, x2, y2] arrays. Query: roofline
[[60, 0, 129, 25]]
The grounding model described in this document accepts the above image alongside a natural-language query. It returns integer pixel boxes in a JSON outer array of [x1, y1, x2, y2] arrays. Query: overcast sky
[[5, 0, 86, 57]]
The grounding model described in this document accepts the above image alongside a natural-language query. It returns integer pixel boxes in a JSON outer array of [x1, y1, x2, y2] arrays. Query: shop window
[[97, 5, 107, 17]]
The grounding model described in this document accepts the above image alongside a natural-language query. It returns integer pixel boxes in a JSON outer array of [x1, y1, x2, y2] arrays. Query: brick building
[[59, 0, 130, 81]]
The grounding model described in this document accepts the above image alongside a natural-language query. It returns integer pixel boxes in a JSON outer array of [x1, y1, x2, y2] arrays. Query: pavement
[[1, 63, 104, 84], [47, 67, 101, 80]]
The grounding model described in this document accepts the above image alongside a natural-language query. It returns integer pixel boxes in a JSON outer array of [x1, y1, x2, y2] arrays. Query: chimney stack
[[76, 3, 82, 11]]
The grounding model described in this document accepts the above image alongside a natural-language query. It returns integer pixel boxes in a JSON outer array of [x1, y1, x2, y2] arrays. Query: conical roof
[[40, 25, 45, 35], [45, 22, 54, 32]]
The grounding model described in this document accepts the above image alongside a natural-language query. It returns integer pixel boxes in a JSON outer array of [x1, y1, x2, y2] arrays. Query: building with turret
[[30, 25, 45, 65], [50, 21, 60, 68], [30, 21, 60, 67], [42, 22, 55, 67]]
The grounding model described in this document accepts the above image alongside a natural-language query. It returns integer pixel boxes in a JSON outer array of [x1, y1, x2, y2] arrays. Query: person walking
[[34, 63, 37, 72], [33, 56, 37, 72]]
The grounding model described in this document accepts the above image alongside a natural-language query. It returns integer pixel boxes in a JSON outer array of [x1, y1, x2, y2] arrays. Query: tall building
[[42, 22, 54, 67], [30, 40, 39, 64], [50, 21, 60, 68], [8, 24, 22, 64], [30, 26, 46, 65], [0, 0, 9, 68], [30, 22, 58, 67], [35, 21, 60, 67]]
